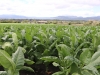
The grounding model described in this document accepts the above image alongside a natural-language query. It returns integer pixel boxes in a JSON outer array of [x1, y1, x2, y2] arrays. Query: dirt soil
[[20, 64, 59, 75], [0, 63, 59, 75]]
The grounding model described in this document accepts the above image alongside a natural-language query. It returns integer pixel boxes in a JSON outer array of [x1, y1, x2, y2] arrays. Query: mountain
[[55, 16, 100, 20], [54, 16, 84, 20], [0, 14, 100, 20], [0, 14, 28, 19], [85, 16, 100, 20]]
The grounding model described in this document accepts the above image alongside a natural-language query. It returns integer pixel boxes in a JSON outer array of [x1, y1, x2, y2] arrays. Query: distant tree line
[[0, 19, 22, 23], [1, 19, 96, 26]]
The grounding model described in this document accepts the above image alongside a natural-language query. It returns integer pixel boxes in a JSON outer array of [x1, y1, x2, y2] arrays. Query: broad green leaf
[[49, 40, 58, 50], [92, 33, 100, 49], [91, 51, 100, 62], [83, 50, 100, 75], [21, 29, 26, 37], [2, 42, 12, 49], [0, 50, 15, 70], [64, 56, 73, 67], [36, 44, 45, 52], [56, 44, 71, 58], [52, 71, 64, 75], [90, 56, 100, 67], [12, 47, 24, 70], [25, 32, 32, 43], [56, 31, 64, 38], [8, 69, 19, 75], [73, 58, 80, 67], [2, 42, 13, 55], [70, 31, 78, 48], [40, 56, 58, 62], [21, 47, 26, 53], [40, 31, 47, 38], [80, 48, 91, 64], [25, 59, 35, 65], [97, 45, 100, 51], [0, 71, 7, 75], [33, 36, 40, 41], [70, 63, 79, 74], [1, 35, 8, 41], [83, 65, 100, 75], [81, 70, 93, 75], [42, 49, 50, 56], [90, 51, 100, 66], [64, 56, 73, 60], [12, 32, 18, 46], [72, 73, 80, 75], [52, 62, 59, 67], [13, 71, 19, 75], [21, 66, 34, 72], [75, 42, 90, 57]]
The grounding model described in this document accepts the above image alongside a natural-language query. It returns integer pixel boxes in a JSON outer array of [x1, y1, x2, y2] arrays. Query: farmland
[[0, 23, 100, 75]]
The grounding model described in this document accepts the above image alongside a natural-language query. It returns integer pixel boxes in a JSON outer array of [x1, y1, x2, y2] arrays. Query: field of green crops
[[0, 23, 100, 75]]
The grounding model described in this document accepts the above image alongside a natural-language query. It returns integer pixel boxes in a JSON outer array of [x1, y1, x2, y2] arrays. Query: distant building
[[37, 21, 48, 24]]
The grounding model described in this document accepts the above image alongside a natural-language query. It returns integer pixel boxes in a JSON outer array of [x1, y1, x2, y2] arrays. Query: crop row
[[0, 25, 100, 75]]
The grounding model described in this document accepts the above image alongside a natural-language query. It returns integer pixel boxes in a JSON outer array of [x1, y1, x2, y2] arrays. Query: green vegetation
[[0, 19, 87, 25], [0, 19, 100, 26], [0, 47, 34, 75], [0, 23, 100, 75]]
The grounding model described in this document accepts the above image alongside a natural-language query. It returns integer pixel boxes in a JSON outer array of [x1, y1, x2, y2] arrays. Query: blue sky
[[0, 0, 100, 17]]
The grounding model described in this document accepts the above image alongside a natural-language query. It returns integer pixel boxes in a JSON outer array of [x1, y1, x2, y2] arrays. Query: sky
[[0, 0, 100, 17]]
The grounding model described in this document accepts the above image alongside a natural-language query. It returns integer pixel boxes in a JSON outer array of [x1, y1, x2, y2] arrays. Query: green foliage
[[0, 47, 34, 75], [0, 24, 100, 75], [41, 44, 73, 75]]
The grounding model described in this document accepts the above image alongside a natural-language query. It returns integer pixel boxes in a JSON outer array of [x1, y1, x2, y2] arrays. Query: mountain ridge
[[0, 14, 100, 20]]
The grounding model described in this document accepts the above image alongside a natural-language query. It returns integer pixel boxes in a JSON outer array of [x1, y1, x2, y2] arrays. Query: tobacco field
[[0, 24, 100, 75]]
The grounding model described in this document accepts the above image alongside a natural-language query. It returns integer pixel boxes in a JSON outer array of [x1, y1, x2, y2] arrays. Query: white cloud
[[0, 0, 100, 17]]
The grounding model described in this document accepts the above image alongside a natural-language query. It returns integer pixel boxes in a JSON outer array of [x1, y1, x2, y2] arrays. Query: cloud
[[0, 0, 100, 17]]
